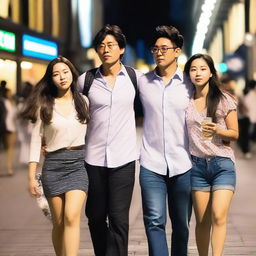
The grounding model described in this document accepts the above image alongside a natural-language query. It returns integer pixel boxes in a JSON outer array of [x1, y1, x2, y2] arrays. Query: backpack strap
[[82, 65, 143, 117], [82, 66, 137, 96], [124, 66, 143, 117], [82, 68, 98, 96], [124, 66, 137, 91]]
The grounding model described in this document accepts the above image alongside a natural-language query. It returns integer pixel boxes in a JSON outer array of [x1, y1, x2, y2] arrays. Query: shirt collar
[[96, 62, 126, 77], [153, 66, 184, 82]]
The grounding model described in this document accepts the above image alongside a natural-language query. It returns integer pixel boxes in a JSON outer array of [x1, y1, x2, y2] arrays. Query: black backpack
[[82, 66, 143, 117]]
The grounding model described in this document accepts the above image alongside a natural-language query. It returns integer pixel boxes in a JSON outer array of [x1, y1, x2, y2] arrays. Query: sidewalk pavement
[[0, 143, 256, 255]]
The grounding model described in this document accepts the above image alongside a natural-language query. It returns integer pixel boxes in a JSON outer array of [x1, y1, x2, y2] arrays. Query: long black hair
[[184, 53, 223, 123], [20, 56, 89, 124]]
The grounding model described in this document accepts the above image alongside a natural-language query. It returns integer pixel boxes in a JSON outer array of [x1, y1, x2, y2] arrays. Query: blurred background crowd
[[1, 0, 256, 175]]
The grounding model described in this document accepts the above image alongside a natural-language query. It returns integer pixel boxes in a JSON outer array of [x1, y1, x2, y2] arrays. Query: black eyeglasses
[[98, 43, 118, 51], [150, 46, 176, 54]]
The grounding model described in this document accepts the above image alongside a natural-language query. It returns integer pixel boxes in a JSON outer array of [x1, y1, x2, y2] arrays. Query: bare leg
[[211, 190, 233, 256], [48, 195, 65, 256], [192, 191, 212, 256], [64, 190, 86, 256]]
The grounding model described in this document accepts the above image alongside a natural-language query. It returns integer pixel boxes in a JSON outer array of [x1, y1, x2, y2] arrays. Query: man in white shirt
[[78, 25, 142, 256], [138, 25, 193, 256]]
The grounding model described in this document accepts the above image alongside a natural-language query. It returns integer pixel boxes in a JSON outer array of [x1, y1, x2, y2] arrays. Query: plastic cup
[[201, 117, 213, 140]]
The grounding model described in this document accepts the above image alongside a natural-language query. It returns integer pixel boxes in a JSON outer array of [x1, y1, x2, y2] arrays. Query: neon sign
[[22, 34, 58, 60], [0, 30, 16, 52]]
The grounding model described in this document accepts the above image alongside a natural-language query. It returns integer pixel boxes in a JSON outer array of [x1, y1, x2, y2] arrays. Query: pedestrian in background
[[237, 82, 252, 159], [0, 81, 7, 151], [78, 24, 142, 256], [20, 56, 89, 256], [138, 25, 193, 256], [1, 83, 17, 176], [184, 53, 239, 256], [17, 82, 34, 164], [244, 80, 256, 144]]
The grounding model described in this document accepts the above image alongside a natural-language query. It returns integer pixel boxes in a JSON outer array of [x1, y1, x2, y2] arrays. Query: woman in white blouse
[[20, 56, 89, 256]]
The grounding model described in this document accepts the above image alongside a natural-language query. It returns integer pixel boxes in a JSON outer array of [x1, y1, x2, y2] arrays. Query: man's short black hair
[[93, 24, 126, 51], [152, 25, 183, 49]]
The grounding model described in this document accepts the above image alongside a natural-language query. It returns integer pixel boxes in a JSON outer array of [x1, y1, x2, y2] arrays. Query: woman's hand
[[201, 122, 218, 138], [28, 178, 40, 197], [202, 110, 239, 142]]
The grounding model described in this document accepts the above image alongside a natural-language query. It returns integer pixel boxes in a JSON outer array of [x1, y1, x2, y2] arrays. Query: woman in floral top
[[184, 54, 239, 256]]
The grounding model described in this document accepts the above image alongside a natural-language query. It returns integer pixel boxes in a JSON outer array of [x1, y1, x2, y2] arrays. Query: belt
[[62, 145, 84, 150]]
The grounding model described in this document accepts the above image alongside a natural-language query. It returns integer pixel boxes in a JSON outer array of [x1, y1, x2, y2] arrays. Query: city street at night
[[0, 144, 256, 255]]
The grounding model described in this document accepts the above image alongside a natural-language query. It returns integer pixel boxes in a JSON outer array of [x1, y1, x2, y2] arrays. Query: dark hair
[[93, 24, 126, 58], [0, 80, 7, 97], [247, 79, 256, 89], [152, 25, 184, 48], [184, 53, 223, 123], [20, 82, 33, 99], [0, 80, 7, 87], [220, 73, 234, 84], [243, 79, 256, 95], [20, 56, 89, 124]]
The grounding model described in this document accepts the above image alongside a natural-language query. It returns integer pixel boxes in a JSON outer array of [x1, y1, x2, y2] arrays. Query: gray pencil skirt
[[41, 148, 88, 197]]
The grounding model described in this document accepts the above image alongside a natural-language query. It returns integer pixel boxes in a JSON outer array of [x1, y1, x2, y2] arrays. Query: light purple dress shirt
[[78, 65, 143, 168], [138, 67, 193, 177]]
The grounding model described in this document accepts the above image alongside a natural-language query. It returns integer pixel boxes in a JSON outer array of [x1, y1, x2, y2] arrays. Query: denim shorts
[[191, 155, 236, 192]]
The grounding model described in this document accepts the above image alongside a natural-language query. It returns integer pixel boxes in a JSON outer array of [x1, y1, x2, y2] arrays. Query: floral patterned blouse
[[185, 93, 237, 163]]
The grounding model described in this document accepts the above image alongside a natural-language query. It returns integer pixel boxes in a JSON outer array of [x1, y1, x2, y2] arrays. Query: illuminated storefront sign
[[22, 34, 58, 60], [0, 29, 16, 52]]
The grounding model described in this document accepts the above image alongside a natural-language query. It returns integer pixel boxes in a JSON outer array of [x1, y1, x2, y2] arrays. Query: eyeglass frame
[[150, 46, 177, 54], [97, 43, 119, 51]]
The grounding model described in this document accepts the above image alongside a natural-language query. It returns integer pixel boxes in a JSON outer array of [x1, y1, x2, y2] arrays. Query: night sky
[[103, 0, 195, 56]]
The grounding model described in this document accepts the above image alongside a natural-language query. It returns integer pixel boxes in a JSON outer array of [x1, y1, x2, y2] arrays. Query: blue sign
[[22, 34, 58, 60], [218, 62, 228, 73]]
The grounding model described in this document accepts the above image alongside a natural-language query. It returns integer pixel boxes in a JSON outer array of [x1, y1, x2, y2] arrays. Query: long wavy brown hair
[[20, 56, 89, 124]]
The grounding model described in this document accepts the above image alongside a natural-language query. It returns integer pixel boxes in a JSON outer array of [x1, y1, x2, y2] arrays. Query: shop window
[[21, 61, 46, 86], [0, 59, 17, 94]]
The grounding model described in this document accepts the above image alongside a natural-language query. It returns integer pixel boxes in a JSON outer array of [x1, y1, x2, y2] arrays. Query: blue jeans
[[191, 155, 236, 191], [139, 166, 192, 256]]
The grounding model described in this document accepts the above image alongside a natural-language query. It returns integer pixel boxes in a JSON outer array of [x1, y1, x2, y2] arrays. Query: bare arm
[[203, 110, 239, 141], [28, 162, 40, 196], [216, 110, 239, 141]]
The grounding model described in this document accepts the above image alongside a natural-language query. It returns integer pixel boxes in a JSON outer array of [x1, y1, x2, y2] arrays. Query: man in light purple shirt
[[78, 25, 142, 256], [138, 26, 193, 256]]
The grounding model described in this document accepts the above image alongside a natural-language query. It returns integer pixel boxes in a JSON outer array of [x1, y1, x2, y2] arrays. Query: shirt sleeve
[[29, 117, 43, 163], [221, 93, 237, 117], [135, 69, 144, 91], [77, 73, 86, 93]]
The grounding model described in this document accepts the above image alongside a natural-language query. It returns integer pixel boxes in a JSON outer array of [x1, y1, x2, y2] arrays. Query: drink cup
[[201, 117, 213, 140]]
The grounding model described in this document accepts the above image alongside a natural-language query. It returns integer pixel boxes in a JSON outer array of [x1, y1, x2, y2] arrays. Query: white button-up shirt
[[78, 65, 142, 168], [138, 67, 193, 177]]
